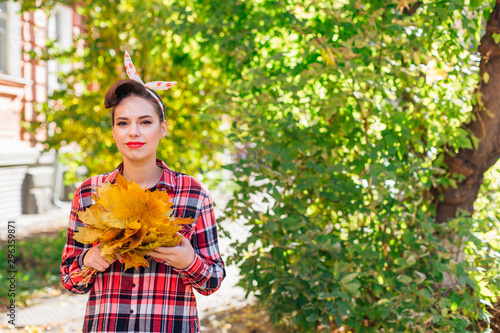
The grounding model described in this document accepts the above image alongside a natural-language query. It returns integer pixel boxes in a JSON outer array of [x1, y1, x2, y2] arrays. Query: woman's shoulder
[[82, 171, 115, 187], [70, 171, 115, 210], [169, 169, 211, 200]]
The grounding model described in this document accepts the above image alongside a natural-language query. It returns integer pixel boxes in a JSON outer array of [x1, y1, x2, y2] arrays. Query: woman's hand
[[83, 244, 115, 272], [146, 235, 195, 270]]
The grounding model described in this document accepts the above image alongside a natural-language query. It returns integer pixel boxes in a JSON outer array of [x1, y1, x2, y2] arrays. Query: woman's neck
[[121, 158, 162, 189]]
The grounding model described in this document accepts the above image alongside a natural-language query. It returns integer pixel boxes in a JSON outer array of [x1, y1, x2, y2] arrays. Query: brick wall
[[0, 2, 80, 221]]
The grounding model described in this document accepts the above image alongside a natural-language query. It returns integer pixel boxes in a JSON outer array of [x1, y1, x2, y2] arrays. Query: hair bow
[[124, 50, 177, 113]]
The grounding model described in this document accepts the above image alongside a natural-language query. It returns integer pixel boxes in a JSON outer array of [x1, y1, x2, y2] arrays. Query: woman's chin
[[120, 152, 155, 163]]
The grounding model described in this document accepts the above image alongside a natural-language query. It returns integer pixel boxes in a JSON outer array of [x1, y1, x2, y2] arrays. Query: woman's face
[[112, 95, 167, 164]]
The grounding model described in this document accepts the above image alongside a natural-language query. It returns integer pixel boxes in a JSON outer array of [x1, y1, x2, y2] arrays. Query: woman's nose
[[128, 122, 140, 137]]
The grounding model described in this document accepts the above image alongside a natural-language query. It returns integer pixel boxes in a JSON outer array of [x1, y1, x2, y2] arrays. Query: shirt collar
[[105, 159, 176, 192]]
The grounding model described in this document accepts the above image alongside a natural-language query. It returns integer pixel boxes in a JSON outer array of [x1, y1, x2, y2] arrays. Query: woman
[[60, 55, 225, 332]]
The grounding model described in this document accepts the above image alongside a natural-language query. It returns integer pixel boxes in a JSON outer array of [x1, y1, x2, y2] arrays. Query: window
[[0, 1, 21, 77], [47, 5, 73, 94], [0, 2, 7, 74]]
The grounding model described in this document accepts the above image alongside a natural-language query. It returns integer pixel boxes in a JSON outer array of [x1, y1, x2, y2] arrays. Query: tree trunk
[[435, 1, 500, 223]]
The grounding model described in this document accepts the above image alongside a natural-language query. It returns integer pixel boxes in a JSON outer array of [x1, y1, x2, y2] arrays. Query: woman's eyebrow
[[115, 115, 154, 120]]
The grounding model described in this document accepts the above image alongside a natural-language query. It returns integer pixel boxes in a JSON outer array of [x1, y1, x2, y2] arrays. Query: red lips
[[126, 142, 145, 148]]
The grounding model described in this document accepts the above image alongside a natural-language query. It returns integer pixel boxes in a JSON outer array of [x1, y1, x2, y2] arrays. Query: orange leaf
[[128, 227, 148, 249], [76, 173, 193, 271]]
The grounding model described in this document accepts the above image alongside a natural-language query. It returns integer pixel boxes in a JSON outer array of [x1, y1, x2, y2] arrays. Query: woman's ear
[[160, 120, 168, 138]]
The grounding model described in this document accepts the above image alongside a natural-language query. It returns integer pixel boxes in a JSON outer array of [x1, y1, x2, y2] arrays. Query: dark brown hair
[[104, 79, 164, 125]]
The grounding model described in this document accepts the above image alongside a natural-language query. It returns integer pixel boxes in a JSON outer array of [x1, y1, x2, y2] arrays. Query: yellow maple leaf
[[170, 217, 197, 225], [121, 250, 150, 270], [135, 241, 161, 252], [77, 209, 107, 229], [159, 234, 184, 247], [91, 181, 113, 206], [128, 227, 148, 249], [126, 219, 142, 230], [72, 172, 195, 281], [100, 228, 124, 243], [74, 226, 102, 244]]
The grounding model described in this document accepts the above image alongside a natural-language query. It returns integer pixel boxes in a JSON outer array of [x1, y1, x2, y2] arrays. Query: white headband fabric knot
[[124, 50, 177, 113]]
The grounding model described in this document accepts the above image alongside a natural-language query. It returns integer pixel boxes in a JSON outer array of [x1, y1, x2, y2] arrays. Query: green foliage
[[0, 231, 67, 306], [205, 0, 498, 332]]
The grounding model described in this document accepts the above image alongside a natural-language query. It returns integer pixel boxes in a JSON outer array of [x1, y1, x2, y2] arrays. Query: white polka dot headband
[[124, 50, 177, 113]]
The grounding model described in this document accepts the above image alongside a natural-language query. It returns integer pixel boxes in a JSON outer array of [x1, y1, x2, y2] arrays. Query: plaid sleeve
[[60, 180, 97, 294], [175, 192, 226, 295]]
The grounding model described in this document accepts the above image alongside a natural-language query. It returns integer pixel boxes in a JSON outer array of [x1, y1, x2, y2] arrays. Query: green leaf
[[340, 272, 359, 284], [305, 312, 318, 323], [493, 33, 500, 44], [394, 257, 407, 266], [343, 282, 361, 297], [318, 291, 334, 300], [483, 72, 490, 84], [398, 275, 413, 284]]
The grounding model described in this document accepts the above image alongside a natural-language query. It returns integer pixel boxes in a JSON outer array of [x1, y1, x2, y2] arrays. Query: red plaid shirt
[[60, 159, 225, 333]]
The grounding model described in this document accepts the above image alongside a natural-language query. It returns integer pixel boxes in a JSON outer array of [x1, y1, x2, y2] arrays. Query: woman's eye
[[117, 122, 128, 126], [142, 120, 152, 125]]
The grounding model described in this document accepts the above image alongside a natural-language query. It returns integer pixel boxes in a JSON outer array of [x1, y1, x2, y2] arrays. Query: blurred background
[[2, 0, 500, 332]]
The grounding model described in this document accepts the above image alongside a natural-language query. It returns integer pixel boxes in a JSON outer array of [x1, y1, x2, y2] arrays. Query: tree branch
[[273, 0, 330, 51], [434, 1, 500, 222]]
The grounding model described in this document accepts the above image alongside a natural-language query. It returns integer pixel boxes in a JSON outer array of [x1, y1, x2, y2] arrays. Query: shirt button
[[130, 310, 134, 314], [132, 283, 136, 287]]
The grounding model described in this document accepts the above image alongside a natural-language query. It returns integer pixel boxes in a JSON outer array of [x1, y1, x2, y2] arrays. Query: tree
[[193, 0, 500, 331], [19, 0, 500, 331], [436, 1, 500, 223]]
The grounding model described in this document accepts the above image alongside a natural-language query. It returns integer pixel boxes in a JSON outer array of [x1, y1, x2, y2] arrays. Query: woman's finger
[[94, 261, 108, 272], [179, 236, 191, 247]]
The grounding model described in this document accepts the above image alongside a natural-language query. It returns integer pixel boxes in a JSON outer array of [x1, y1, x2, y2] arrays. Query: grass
[[0, 230, 68, 307]]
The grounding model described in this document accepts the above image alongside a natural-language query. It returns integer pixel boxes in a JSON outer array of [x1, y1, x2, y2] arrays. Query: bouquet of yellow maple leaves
[[71, 173, 193, 286]]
